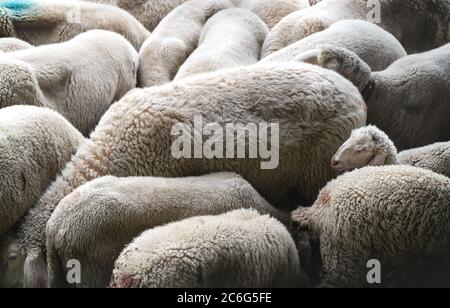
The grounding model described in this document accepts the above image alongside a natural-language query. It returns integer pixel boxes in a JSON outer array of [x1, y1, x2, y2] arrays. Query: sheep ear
[[294, 49, 320, 65], [23, 251, 48, 288]]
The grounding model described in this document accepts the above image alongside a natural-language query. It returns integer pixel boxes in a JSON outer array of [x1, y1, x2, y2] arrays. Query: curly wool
[[0, 106, 84, 237], [292, 165, 450, 288], [111, 209, 306, 288], [398, 142, 450, 178], [174, 8, 268, 80], [0, 0, 150, 49], [0, 30, 138, 136], [8, 61, 366, 288], [46, 173, 287, 288], [262, 0, 450, 57]]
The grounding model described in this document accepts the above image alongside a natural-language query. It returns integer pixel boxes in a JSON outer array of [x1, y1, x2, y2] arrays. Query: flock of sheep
[[0, 0, 449, 288]]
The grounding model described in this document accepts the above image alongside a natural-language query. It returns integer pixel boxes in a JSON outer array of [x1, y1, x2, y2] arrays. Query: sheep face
[[0, 237, 25, 288], [331, 134, 376, 172]]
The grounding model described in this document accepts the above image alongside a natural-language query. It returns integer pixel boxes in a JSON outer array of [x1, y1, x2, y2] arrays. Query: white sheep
[[331, 125, 450, 178], [85, 0, 190, 31], [111, 209, 307, 288], [292, 165, 450, 288], [262, 0, 450, 57], [0, 38, 33, 52], [0, 105, 84, 236], [0, 30, 138, 136], [0, 0, 150, 50], [137, 0, 234, 87], [47, 173, 287, 288], [309, 44, 450, 150], [0, 106, 83, 288], [261, 20, 407, 72], [174, 8, 268, 81], [5, 61, 366, 288], [231, 0, 310, 29]]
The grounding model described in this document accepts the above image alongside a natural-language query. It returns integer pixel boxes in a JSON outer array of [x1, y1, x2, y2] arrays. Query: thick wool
[[292, 165, 450, 288], [231, 0, 310, 29], [0, 106, 84, 236], [0, 30, 138, 136], [398, 142, 450, 178], [0, 106, 84, 288], [5, 62, 366, 288], [261, 20, 407, 72], [0, 0, 150, 49], [86, 0, 190, 31], [262, 0, 450, 57], [47, 173, 287, 288], [0, 38, 32, 52], [111, 209, 306, 288], [137, 0, 234, 87], [174, 8, 268, 80], [311, 44, 450, 150]]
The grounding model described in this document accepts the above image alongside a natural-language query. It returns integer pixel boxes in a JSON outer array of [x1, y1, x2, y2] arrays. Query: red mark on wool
[[317, 190, 332, 207]]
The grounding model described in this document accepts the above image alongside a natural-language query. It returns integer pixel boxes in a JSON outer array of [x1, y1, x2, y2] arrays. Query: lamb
[[3, 61, 366, 288], [174, 8, 268, 81], [0, 38, 33, 52], [262, 0, 450, 57], [292, 165, 450, 288], [309, 44, 450, 150], [111, 209, 306, 288], [0, 106, 84, 237], [0, 30, 138, 136], [85, 0, 190, 31], [231, 0, 310, 29], [137, 0, 234, 87], [331, 125, 450, 178], [0, 0, 150, 50], [47, 173, 287, 288], [261, 20, 407, 73]]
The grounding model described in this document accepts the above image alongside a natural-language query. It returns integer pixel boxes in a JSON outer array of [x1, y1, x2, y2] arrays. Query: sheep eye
[[8, 253, 17, 261]]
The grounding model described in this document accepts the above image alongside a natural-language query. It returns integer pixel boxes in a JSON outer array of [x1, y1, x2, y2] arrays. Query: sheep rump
[[111, 209, 305, 288], [292, 165, 450, 287], [46, 173, 285, 288]]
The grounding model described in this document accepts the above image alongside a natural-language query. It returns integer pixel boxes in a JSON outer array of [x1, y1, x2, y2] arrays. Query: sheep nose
[[331, 158, 339, 167]]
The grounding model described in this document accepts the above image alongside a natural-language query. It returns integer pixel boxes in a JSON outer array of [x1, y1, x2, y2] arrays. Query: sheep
[[231, 0, 310, 29], [0, 106, 83, 288], [292, 165, 450, 288], [0, 0, 150, 50], [4, 61, 366, 288], [309, 44, 450, 150], [0, 30, 138, 136], [46, 172, 288, 288], [111, 209, 306, 288], [0, 105, 84, 237], [85, 0, 190, 31], [262, 0, 450, 57], [174, 8, 268, 81], [331, 125, 450, 178], [137, 0, 234, 87], [0, 38, 33, 52], [261, 20, 407, 73]]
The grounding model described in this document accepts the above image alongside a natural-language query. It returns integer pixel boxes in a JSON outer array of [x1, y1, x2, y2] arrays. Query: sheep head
[[296, 45, 372, 93], [331, 125, 399, 172], [0, 234, 25, 288]]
